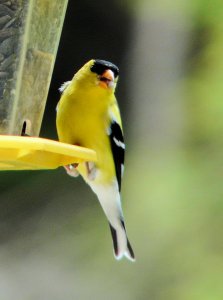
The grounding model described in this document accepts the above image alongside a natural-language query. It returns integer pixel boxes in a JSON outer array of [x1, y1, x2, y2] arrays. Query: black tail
[[109, 222, 135, 261]]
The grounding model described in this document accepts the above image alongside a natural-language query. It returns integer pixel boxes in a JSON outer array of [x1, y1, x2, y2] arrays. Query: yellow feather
[[56, 60, 121, 185], [56, 60, 135, 262]]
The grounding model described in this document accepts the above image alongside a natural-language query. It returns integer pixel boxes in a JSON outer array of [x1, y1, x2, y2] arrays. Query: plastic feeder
[[0, 0, 96, 171], [0, 135, 97, 170]]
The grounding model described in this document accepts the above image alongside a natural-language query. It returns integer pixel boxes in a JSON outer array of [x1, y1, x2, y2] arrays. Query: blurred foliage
[[185, 0, 223, 148], [0, 0, 223, 299]]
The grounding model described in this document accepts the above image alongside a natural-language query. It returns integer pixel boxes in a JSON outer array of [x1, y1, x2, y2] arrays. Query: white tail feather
[[89, 182, 135, 261]]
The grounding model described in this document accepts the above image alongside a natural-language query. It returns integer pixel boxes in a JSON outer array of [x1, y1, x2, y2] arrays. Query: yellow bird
[[56, 59, 135, 261]]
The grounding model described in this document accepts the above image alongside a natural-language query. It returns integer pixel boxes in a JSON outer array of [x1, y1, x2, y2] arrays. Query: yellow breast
[[56, 80, 116, 184]]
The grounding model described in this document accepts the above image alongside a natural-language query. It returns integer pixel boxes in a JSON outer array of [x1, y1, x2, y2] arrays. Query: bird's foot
[[86, 162, 97, 180], [64, 163, 79, 177]]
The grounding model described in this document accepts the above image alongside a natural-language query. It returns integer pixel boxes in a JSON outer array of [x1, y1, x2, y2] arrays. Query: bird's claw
[[86, 162, 97, 180], [64, 163, 79, 177]]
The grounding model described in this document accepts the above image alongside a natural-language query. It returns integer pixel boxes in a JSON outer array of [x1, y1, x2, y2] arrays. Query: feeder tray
[[0, 135, 97, 171]]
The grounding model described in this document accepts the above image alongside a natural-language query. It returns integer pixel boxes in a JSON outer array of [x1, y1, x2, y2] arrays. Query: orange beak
[[99, 69, 115, 89]]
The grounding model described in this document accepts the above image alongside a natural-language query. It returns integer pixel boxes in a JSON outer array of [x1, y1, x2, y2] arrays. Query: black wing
[[108, 120, 125, 191]]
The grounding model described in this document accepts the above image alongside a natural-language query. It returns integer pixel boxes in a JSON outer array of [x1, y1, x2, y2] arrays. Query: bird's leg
[[64, 163, 79, 177], [86, 162, 97, 180]]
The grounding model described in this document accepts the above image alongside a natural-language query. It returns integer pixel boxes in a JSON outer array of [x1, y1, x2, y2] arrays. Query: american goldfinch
[[56, 59, 135, 261]]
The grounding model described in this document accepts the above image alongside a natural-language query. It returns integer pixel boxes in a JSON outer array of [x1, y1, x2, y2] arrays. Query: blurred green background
[[0, 0, 223, 299]]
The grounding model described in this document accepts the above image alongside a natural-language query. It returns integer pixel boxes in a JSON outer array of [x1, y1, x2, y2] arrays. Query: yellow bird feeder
[[0, 135, 96, 170], [0, 0, 96, 171]]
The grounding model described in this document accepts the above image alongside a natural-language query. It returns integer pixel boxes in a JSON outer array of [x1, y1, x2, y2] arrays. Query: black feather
[[109, 221, 135, 260], [108, 120, 125, 191], [91, 59, 119, 78], [109, 223, 118, 256], [121, 220, 135, 260]]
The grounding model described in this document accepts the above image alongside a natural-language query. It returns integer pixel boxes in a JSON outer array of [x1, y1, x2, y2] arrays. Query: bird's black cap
[[91, 59, 119, 78]]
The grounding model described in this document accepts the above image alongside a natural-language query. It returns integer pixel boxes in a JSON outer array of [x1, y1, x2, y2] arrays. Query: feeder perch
[[0, 0, 96, 171], [0, 135, 96, 170]]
